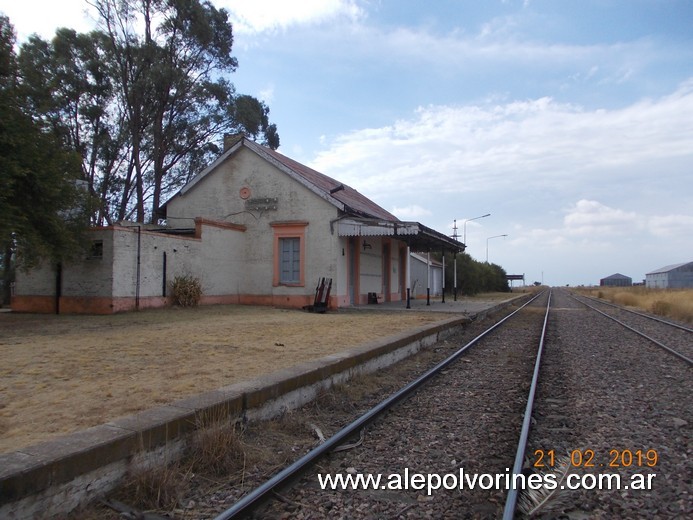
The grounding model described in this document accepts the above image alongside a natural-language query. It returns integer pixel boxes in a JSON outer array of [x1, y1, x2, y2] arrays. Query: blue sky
[[3, 0, 693, 286]]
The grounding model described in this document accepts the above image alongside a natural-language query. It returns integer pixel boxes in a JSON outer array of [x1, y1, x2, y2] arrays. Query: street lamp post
[[464, 213, 490, 246], [486, 234, 508, 263], [452, 213, 490, 301]]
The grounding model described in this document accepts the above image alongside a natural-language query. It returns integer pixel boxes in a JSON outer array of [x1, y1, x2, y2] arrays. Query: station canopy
[[334, 217, 465, 253]]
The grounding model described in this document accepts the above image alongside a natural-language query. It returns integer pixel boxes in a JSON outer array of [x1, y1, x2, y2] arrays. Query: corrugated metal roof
[[646, 261, 693, 275], [601, 273, 631, 280], [259, 145, 399, 222], [165, 137, 398, 222]]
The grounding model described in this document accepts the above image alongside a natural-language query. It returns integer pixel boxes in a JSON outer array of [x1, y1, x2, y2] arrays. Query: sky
[[2, 0, 693, 286]]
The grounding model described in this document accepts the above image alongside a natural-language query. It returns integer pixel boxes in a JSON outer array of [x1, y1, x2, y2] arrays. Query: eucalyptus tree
[[13, 0, 279, 226], [18, 28, 123, 225], [91, 0, 280, 223], [0, 16, 87, 299]]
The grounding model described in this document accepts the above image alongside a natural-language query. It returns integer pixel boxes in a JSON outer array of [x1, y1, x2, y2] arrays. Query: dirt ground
[[0, 303, 471, 454]]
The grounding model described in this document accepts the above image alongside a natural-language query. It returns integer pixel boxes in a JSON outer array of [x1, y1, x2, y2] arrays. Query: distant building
[[645, 262, 693, 289], [599, 273, 632, 287], [410, 252, 443, 298]]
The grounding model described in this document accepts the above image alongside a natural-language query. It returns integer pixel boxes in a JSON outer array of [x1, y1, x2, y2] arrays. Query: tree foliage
[[13, 0, 280, 225], [0, 16, 88, 299], [18, 28, 120, 226], [443, 251, 510, 295]]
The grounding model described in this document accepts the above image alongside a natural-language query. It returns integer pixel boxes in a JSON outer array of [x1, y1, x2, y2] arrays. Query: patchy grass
[[0, 303, 460, 453], [575, 286, 693, 324]]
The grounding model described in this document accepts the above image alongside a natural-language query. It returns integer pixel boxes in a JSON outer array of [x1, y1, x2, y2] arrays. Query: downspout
[[406, 246, 411, 309], [136, 225, 141, 311], [426, 251, 431, 306], [55, 262, 62, 315], [162, 251, 167, 298]]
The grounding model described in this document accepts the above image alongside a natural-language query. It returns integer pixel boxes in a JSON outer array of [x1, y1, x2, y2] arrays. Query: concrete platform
[[0, 294, 526, 519], [350, 294, 518, 317]]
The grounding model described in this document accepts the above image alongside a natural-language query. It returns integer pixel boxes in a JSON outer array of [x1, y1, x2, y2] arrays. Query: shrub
[[171, 275, 202, 307]]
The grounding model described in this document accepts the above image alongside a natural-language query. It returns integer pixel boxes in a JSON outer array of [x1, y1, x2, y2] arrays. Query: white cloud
[[258, 85, 275, 104], [364, 22, 654, 77], [508, 200, 693, 256], [310, 80, 693, 200], [563, 200, 640, 237], [220, 0, 364, 34], [391, 205, 432, 220], [2, 0, 95, 41], [647, 214, 693, 238]]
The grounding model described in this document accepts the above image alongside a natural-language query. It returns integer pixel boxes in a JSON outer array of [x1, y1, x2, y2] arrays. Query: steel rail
[[575, 292, 693, 333], [214, 291, 546, 520], [570, 293, 693, 365], [502, 289, 552, 520]]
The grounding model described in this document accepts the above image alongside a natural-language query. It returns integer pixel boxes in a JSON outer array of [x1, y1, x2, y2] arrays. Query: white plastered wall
[[164, 147, 342, 301]]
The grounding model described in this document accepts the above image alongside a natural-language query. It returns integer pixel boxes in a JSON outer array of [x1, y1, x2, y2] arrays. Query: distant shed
[[599, 273, 632, 287], [645, 261, 693, 289], [410, 252, 443, 298]]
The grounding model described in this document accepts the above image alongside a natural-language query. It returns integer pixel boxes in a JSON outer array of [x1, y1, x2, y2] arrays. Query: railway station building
[[12, 136, 464, 314]]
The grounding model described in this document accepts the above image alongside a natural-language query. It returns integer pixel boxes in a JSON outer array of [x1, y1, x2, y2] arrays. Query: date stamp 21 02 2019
[[533, 448, 659, 469]]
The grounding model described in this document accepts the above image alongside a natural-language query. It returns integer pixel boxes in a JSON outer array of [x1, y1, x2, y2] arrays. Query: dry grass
[[575, 286, 693, 324], [188, 409, 247, 477], [121, 461, 188, 513], [75, 319, 497, 519], [0, 303, 463, 454], [112, 394, 345, 516]]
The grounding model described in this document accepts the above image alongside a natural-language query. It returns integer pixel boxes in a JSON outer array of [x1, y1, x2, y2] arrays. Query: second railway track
[[569, 291, 693, 363], [520, 289, 691, 519]]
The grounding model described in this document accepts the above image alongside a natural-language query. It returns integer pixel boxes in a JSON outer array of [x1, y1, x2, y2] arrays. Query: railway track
[[212, 292, 553, 519], [518, 289, 691, 519], [88, 289, 690, 519], [569, 291, 693, 363]]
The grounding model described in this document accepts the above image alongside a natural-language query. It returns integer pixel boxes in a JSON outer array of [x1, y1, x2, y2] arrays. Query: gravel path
[[526, 289, 691, 519]]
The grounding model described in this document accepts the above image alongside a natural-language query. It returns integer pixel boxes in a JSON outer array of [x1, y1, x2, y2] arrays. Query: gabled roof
[[646, 262, 693, 275], [164, 137, 463, 252], [601, 273, 631, 280], [168, 137, 398, 222], [260, 145, 399, 221]]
